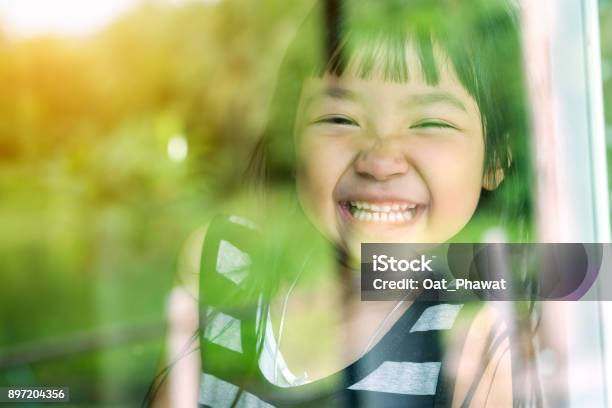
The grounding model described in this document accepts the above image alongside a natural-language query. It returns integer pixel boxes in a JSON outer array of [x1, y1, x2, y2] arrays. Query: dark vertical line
[[325, 0, 342, 72]]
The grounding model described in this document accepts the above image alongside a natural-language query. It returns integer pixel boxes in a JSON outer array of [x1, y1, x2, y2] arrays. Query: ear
[[483, 145, 513, 191], [482, 167, 505, 191]]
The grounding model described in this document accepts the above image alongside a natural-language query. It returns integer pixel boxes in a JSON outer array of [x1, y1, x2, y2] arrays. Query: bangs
[[309, 0, 475, 87], [300, 0, 507, 106], [322, 29, 442, 86]]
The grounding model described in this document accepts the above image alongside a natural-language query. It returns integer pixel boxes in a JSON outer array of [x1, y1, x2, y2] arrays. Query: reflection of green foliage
[[601, 2, 612, 205], [0, 0, 313, 405], [0, 0, 610, 404]]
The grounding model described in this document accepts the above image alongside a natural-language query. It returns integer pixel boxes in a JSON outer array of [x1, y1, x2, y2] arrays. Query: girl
[[149, 0, 536, 406]]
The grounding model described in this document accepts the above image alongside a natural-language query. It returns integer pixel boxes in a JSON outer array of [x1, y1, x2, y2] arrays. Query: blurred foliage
[[0, 0, 312, 406], [1, 0, 612, 406], [601, 0, 612, 196]]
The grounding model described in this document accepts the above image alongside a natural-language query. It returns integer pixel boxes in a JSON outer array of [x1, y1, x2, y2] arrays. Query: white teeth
[[347, 201, 419, 223], [349, 201, 417, 212]]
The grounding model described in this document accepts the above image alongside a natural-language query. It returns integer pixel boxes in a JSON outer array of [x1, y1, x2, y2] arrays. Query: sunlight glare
[[0, 0, 138, 37], [167, 134, 188, 162]]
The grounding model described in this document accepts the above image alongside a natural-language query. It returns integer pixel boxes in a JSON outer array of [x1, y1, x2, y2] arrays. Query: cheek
[[418, 138, 484, 236], [296, 135, 354, 238]]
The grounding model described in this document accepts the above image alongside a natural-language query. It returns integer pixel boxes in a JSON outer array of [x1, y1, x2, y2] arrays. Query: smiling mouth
[[339, 200, 421, 224]]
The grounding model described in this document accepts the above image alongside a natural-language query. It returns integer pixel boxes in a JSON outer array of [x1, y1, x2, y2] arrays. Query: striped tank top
[[198, 216, 479, 407]]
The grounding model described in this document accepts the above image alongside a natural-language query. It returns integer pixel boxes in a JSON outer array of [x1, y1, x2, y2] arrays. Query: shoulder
[[451, 302, 513, 408], [176, 215, 259, 299], [175, 224, 207, 298]]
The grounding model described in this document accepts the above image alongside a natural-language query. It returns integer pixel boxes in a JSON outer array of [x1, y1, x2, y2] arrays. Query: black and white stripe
[[198, 216, 473, 407]]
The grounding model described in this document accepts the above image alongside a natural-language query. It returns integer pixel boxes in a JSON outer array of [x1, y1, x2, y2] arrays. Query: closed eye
[[312, 115, 359, 127], [410, 120, 457, 130]]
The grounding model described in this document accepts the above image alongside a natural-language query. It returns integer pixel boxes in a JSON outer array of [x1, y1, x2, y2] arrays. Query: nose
[[353, 141, 410, 181]]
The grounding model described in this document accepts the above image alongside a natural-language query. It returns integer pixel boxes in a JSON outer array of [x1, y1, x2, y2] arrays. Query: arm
[[451, 303, 513, 408], [151, 226, 207, 408]]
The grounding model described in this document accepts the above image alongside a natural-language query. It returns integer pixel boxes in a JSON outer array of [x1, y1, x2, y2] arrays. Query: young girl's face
[[294, 46, 488, 260]]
